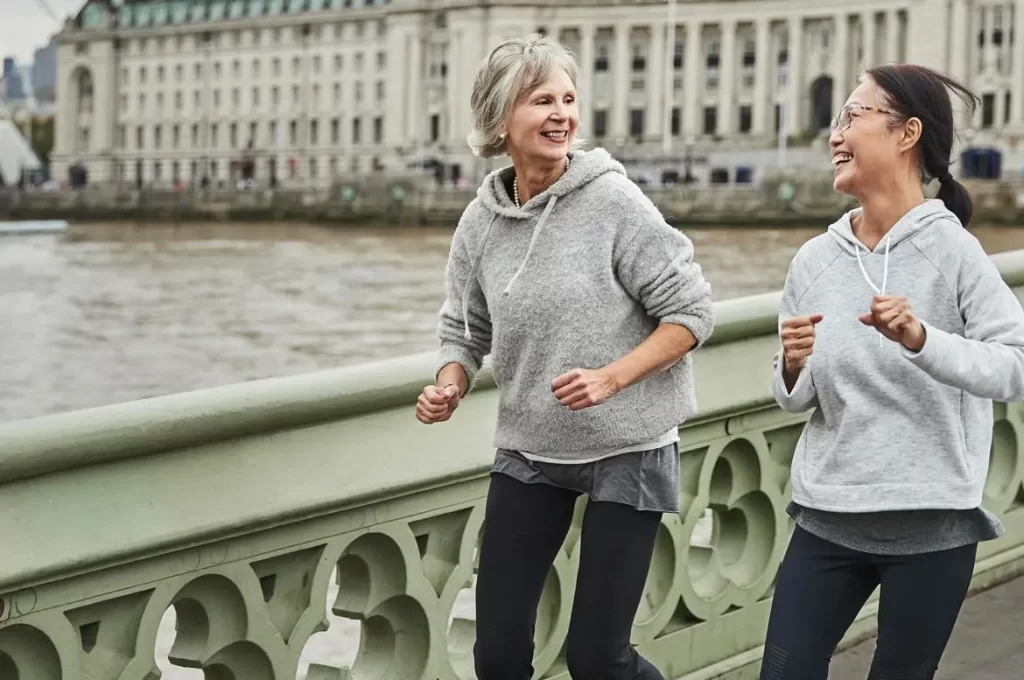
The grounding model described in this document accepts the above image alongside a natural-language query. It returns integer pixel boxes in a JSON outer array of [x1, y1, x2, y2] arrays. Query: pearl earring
[[499, 133, 506, 140]]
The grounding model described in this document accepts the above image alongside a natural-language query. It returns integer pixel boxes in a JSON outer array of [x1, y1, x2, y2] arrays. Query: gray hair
[[467, 33, 584, 159]]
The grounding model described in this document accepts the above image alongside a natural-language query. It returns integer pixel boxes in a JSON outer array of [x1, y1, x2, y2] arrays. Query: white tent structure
[[0, 97, 42, 186]]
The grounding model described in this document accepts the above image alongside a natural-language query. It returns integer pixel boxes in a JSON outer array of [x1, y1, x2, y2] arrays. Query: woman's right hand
[[416, 384, 462, 424], [781, 313, 824, 375]]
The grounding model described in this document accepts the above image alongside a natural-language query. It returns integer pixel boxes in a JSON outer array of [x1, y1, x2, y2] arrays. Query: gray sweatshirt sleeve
[[903, 243, 1024, 402], [436, 224, 492, 388], [772, 263, 819, 413], [614, 198, 715, 346]]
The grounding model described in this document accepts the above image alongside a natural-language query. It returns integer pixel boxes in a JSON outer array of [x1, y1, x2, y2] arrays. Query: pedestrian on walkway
[[762, 64, 1024, 679], [414, 33, 714, 680]]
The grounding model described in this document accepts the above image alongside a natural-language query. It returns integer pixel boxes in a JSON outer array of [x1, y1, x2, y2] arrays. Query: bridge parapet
[[3, 251, 1024, 679]]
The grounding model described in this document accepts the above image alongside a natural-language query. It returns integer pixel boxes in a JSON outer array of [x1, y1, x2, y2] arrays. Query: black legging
[[760, 525, 977, 680], [474, 471, 665, 679]]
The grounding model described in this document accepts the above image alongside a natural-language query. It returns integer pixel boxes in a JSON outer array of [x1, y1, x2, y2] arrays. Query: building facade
[[52, 0, 1024, 187]]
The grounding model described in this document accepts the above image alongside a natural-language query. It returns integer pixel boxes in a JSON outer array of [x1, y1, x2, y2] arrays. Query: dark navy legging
[[759, 525, 976, 680]]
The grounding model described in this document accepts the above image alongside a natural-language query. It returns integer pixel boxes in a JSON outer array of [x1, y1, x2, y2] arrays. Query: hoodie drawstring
[[459, 195, 560, 341], [503, 195, 558, 296], [855, 234, 892, 348]]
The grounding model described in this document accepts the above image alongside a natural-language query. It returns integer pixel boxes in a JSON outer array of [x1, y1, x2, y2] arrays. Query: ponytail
[[935, 173, 973, 228], [866, 64, 979, 229]]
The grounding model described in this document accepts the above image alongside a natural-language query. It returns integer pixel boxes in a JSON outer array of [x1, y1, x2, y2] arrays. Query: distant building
[[50, 0, 1024, 187], [2, 57, 25, 101], [32, 42, 58, 103]]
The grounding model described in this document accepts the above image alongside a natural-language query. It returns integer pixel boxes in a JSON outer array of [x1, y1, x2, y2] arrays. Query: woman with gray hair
[[415, 33, 714, 679]]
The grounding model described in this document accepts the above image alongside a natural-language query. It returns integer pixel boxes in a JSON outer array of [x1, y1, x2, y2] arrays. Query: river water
[[5, 220, 1024, 676], [14, 220, 1024, 422]]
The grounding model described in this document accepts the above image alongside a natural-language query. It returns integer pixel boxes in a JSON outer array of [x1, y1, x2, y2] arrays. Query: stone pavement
[[829, 574, 1024, 679]]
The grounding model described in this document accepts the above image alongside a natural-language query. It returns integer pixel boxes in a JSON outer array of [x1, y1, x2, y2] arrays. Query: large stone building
[[52, 0, 1024, 187]]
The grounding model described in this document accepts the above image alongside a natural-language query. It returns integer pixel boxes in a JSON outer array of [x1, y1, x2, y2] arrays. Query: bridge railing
[[3, 251, 1024, 680]]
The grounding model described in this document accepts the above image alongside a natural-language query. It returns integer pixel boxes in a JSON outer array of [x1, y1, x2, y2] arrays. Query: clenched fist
[[415, 384, 462, 424], [781, 313, 824, 374]]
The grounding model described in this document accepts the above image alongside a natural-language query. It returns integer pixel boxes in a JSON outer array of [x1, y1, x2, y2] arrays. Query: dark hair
[[866, 64, 980, 227]]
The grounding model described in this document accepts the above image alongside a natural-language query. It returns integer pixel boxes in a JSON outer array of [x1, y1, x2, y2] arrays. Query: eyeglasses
[[831, 104, 894, 132]]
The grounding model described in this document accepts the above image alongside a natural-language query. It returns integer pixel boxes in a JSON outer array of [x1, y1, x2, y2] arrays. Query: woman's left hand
[[551, 368, 619, 411], [859, 295, 926, 351]]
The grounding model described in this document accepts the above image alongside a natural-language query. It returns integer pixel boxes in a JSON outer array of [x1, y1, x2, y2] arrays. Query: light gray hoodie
[[436, 147, 714, 458], [775, 200, 1024, 512]]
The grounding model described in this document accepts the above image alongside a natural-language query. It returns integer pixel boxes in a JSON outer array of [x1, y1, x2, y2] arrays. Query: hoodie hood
[[827, 199, 957, 347], [456, 147, 627, 341], [475, 146, 627, 219], [828, 199, 954, 255]]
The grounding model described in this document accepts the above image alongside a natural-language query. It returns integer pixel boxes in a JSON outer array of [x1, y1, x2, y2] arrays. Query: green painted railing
[[3, 251, 1024, 680]]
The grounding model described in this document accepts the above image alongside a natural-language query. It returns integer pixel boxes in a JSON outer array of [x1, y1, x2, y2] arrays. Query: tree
[[30, 117, 55, 166]]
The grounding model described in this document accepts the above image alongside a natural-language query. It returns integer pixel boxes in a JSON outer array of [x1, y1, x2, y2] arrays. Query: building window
[[595, 45, 609, 72], [629, 109, 645, 138], [1005, 92, 1012, 124], [290, 120, 297, 145], [191, 124, 199, 147], [310, 119, 319, 146], [703, 106, 718, 135], [631, 77, 645, 91], [739, 105, 752, 133], [981, 93, 995, 128], [331, 118, 340, 144], [136, 126, 144, 149], [430, 114, 440, 142], [353, 117, 362, 144], [211, 123, 219, 147], [593, 109, 608, 137], [671, 107, 681, 136], [230, 123, 238, 148], [373, 116, 383, 143], [673, 41, 684, 69], [742, 40, 756, 67], [172, 124, 180, 146]]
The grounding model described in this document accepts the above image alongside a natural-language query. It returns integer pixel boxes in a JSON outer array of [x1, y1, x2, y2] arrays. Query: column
[[885, 10, 901, 63], [404, 30, 420, 142], [579, 25, 595, 136], [719, 19, 737, 135], [787, 16, 804, 134], [1013, 0, 1024, 123], [753, 17, 771, 134], [832, 13, 849, 122], [950, 0, 970, 124], [447, 29, 461, 144], [683, 21, 702, 136], [861, 12, 877, 69], [648, 23, 665, 143], [611, 23, 630, 138]]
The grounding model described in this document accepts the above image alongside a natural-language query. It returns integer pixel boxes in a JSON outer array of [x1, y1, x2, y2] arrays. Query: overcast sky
[[2, 0, 85, 63]]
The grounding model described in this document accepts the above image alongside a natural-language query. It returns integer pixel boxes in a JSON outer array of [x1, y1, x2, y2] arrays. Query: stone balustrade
[[3, 250, 1024, 679]]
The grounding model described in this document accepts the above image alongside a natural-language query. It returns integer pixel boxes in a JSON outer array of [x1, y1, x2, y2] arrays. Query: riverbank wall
[[3, 174, 1023, 227]]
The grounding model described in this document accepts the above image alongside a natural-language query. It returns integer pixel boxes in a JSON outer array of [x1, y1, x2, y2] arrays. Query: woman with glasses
[[759, 64, 1024, 679]]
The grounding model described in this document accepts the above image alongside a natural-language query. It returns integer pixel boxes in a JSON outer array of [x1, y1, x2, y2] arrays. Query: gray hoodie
[[774, 200, 1024, 512], [436, 147, 714, 457]]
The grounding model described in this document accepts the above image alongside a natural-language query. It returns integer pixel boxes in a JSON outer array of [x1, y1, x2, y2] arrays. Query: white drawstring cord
[[855, 235, 891, 348]]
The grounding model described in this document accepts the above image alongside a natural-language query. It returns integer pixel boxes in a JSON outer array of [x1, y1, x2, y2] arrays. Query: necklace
[[513, 156, 570, 208]]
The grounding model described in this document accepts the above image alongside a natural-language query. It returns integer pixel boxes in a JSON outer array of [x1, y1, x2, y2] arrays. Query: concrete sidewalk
[[829, 573, 1024, 679]]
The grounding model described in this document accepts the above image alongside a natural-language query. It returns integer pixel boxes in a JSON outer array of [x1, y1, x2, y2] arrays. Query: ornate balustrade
[[3, 251, 1024, 680]]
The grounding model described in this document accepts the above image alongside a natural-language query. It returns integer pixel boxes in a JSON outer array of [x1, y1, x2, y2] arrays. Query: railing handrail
[[2, 249, 1022, 490]]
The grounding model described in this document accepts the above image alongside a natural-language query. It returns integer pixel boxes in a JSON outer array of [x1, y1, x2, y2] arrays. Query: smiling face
[[504, 68, 579, 167], [830, 77, 915, 200]]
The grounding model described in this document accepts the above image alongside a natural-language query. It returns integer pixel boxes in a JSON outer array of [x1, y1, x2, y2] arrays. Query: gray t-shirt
[[788, 502, 1004, 555]]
